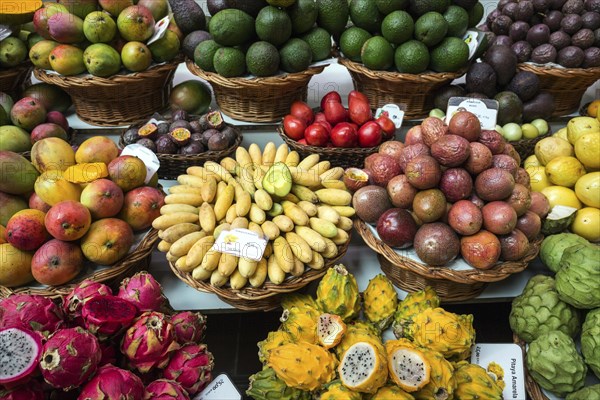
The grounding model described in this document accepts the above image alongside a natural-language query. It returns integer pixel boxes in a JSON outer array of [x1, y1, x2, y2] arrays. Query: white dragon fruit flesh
[[0, 294, 63, 337], [0, 382, 45, 400], [0, 327, 42, 388], [62, 279, 112, 321], [81, 295, 138, 340], [121, 311, 180, 373], [40, 327, 101, 390], [118, 271, 169, 313], [162, 344, 214, 395], [170, 311, 206, 344], [144, 379, 191, 400], [78, 364, 145, 400]]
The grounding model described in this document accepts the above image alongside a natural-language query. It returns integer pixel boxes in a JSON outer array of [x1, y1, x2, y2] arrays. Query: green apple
[[429, 108, 445, 119], [521, 123, 540, 139], [502, 123, 522, 141], [530, 118, 549, 136]]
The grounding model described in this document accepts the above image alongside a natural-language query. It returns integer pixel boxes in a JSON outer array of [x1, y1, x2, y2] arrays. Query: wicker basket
[[0, 62, 33, 99], [355, 219, 542, 302], [169, 239, 350, 311], [338, 57, 466, 120], [185, 58, 326, 123], [510, 132, 550, 161], [514, 335, 549, 400], [517, 63, 600, 117], [33, 59, 181, 127], [0, 229, 159, 299]]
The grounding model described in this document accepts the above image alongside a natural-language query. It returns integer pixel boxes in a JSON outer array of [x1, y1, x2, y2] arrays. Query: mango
[[121, 41, 152, 72], [0, 151, 39, 195], [0, 126, 32, 153], [137, 0, 168, 21], [47, 12, 85, 44], [76, 136, 119, 164], [23, 83, 72, 113], [30, 123, 68, 144], [33, 3, 69, 39], [49, 44, 86, 75], [57, 0, 99, 19], [117, 5, 155, 42], [98, 0, 133, 17], [10, 97, 47, 132], [29, 39, 59, 69], [83, 43, 121, 77], [0, 243, 34, 287], [31, 137, 76, 173], [148, 29, 180, 63], [0, 37, 28, 68], [34, 169, 82, 206], [0, 192, 28, 226], [83, 11, 117, 43]]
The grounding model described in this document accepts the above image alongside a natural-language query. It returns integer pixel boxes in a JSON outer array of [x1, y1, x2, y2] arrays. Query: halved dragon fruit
[[39, 327, 101, 390], [170, 311, 206, 344], [121, 311, 180, 373], [144, 379, 191, 400], [0, 327, 42, 387], [78, 364, 145, 400], [81, 295, 138, 340], [0, 382, 45, 400], [0, 294, 63, 337], [62, 279, 112, 321], [338, 341, 388, 394], [162, 344, 214, 395], [318, 313, 347, 349], [117, 271, 169, 313]]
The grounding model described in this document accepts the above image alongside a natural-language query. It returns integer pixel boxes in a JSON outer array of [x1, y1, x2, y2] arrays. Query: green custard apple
[[582, 308, 600, 379], [556, 243, 600, 309]]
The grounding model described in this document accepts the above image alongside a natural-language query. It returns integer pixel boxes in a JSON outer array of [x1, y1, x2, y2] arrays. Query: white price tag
[[0, 25, 12, 41], [120, 144, 161, 184], [471, 343, 526, 400], [445, 97, 499, 130], [211, 229, 268, 262], [194, 374, 241, 400], [375, 104, 405, 129], [146, 15, 170, 45], [463, 29, 487, 61]]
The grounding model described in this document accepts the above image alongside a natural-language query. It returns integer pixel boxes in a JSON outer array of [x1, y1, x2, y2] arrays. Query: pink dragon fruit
[[162, 344, 214, 395], [62, 279, 112, 321], [117, 271, 169, 313], [0, 294, 63, 337], [39, 327, 101, 390], [120, 311, 180, 373], [170, 311, 206, 344], [0, 382, 45, 400], [0, 327, 42, 388], [99, 341, 118, 367], [144, 379, 191, 400], [81, 295, 138, 340], [78, 364, 145, 400]]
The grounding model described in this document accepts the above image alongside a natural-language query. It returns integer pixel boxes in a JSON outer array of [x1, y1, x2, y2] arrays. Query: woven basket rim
[[0, 229, 159, 299], [517, 62, 600, 77], [355, 219, 542, 284], [338, 57, 467, 82], [513, 334, 550, 400], [0, 60, 33, 76]]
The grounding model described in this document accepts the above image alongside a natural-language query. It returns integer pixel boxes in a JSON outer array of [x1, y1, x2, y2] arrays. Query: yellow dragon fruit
[[413, 348, 456, 400], [279, 306, 319, 344], [385, 339, 431, 393], [257, 330, 292, 364], [317, 313, 347, 349], [363, 274, 398, 330], [319, 380, 363, 400], [267, 342, 337, 391], [370, 385, 416, 400], [453, 361, 504, 400], [403, 307, 476, 361], [334, 322, 384, 360], [338, 341, 388, 393], [317, 264, 361, 322], [281, 293, 321, 313], [487, 362, 506, 391], [393, 287, 440, 338]]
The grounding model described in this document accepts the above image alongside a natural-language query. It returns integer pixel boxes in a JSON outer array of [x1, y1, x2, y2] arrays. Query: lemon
[[527, 166, 551, 192], [545, 156, 586, 187], [524, 154, 541, 169], [574, 132, 600, 170], [588, 99, 600, 117], [553, 127, 568, 141], [534, 136, 573, 165], [575, 172, 600, 208], [567, 116, 600, 145], [541, 186, 582, 210], [571, 207, 600, 242]]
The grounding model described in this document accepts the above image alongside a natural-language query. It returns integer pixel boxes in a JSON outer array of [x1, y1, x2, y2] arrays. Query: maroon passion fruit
[[364, 153, 402, 186], [492, 154, 519, 177], [475, 167, 515, 201], [376, 208, 418, 248], [529, 192, 551, 218], [412, 189, 447, 223], [431, 134, 471, 167], [460, 230, 502, 270], [413, 222, 460, 266], [464, 142, 493, 175], [421, 117, 449, 146], [343, 168, 370, 192], [378, 141, 405, 161], [398, 143, 430, 172], [482, 201, 518, 235], [404, 125, 424, 145], [448, 200, 483, 236], [507, 183, 532, 216], [439, 168, 473, 203], [405, 155, 442, 190], [353, 185, 392, 224], [448, 110, 482, 142], [478, 129, 506, 154], [516, 210, 542, 241], [387, 175, 417, 209], [499, 229, 530, 261]]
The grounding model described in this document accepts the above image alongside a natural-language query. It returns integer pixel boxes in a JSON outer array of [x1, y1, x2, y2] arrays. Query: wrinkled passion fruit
[[405, 155, 442, 190], [431, 134, 471, 167], [413, 223, 460, 266], [448, 111, 481, 142]]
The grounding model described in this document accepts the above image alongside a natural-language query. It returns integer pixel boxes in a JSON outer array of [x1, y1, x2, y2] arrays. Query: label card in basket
[[375, 104, 405, 129], [463, 29, 487, 61], [471, 343, 526, 400], [121, 144, 161, 184], [194, 373, 241, 400], [0, 25, 12, 41], [446, 97, 499, 130], [212, 229, 268, 262], [146, 15, 170, 46]]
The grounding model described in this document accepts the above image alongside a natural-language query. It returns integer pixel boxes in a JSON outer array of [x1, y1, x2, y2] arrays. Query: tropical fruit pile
[[282, 90, 396, 148], [187, 0, 338, 77], [338, 0, 484, 73], [28, 0, 180, 76], [352, 110, 545, 269], [511, 234, 600, 398], [248, 266, 506, 399], [525, 115, 600, 242], [0, 136, 164, 288], [157, 142, 355, 290], [0, 272, 213, 399], [0, 31, 32, 70]]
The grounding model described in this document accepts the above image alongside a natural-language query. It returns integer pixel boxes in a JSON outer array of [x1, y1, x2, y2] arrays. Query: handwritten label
[[146, 15, 170, 46], [212, 229, 268, 262], [194, 374, 241, 400], [375, 104, 405, 129], [471, 344, 526, 400], [446, 97, 499, 130], [120, 144, 161, 184]]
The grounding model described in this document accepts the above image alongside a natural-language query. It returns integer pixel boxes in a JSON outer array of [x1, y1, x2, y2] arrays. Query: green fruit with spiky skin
[[527, 330, 587, 397], [581, 308, 600, 379], [316, 264, 361, 322], [370, 385, 415, 399], [363, 274, 398, 330], [392, 286, 440, 338], [246, 367, 311, 400], [510, 275, 580, 343], [566, 384, 600, 400], [279, 306, 319, 344], [556, 243, 600, 309], [540, 233, 589, 273], [453, 361, 504, 400], [257, 330, 292, 365], [319, 380, 363, 400], [413, 348, 456, 400], [280, 293, 320, 313]]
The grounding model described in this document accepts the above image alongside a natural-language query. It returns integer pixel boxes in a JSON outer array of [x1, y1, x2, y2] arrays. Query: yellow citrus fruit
[[524, 155, 541, 169], [545, 156, 586, 187], [587, 99, 600, 117], [567, 116, 600, 145], [574, 132, 600, 170], [571, 207, 600, 242], [553, 127, 568, 141], [527, 166, 551, 192], [534, 136, 573, 165], [541, 186, 583, 210], [575, 172, 600, 208]]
